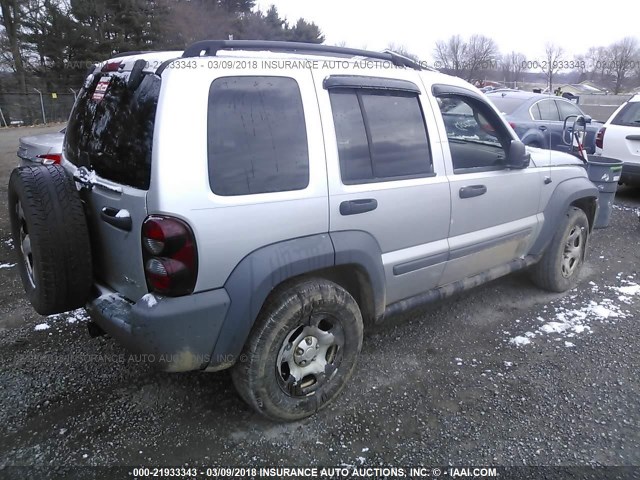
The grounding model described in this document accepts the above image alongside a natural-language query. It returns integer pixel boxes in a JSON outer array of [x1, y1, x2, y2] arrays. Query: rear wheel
[[530, 206, 589, 292], [231, 278, 363, 421], [8, 165, 93, 315]]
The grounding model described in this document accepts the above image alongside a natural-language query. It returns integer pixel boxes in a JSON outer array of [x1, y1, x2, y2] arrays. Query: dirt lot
[[0, 125, 639, 476]]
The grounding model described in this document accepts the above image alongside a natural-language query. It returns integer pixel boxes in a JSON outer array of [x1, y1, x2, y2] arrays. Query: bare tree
[[585, 46, 614, 85], [464, 34, 498, 81], [609, 37, 638, 94], [500, 51, 526, 87], [433, 34, 467, 76], [541, 43, 564, 93], [434, 34, 498, 81]]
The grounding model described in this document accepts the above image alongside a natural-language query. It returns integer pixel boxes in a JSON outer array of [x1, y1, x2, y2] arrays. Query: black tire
[[8, 165, 93, 315], [530, 207, 589, 293], [231, 278, 363, 422]]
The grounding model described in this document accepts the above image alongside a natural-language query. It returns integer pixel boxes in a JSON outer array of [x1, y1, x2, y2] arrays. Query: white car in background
[[17, 127, 65, 166], [595, 94, 640, 185]]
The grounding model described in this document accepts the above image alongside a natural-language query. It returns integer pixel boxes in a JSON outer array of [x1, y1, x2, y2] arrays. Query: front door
[[433, 90, 543, 285]]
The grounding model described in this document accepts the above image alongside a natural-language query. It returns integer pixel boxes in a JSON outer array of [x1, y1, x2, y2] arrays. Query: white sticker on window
[[92, 76, 112, 102]]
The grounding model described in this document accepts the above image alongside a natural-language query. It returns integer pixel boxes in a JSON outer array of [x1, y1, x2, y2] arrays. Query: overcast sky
[[255, 0, 639, 63]]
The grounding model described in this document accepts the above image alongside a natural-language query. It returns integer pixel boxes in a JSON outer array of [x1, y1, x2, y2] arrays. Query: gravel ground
[[0, 125, 639, 477]]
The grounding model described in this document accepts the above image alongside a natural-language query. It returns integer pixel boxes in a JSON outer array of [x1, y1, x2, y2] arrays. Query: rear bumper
[[620, 162, 640, 185], [86, 285, 231, 372]]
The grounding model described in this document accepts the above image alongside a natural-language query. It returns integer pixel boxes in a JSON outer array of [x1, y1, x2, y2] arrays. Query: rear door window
[[64, 73, 160, 190], [612, 102, 640, 127], [329, 89, 432, 184], [207, 76, 309, 196], [535, 99, 560, 121], [556, 100, 582, 121]]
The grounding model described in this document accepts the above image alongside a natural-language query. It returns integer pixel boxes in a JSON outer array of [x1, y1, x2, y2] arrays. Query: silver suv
[[8, 41, 603, 421]]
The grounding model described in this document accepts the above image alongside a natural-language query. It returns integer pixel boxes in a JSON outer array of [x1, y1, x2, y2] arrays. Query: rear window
[[487, 96, 525, 115], [207, 76, 309, 196], [612, 102, 640, 127], [64, 73, 160, 190]]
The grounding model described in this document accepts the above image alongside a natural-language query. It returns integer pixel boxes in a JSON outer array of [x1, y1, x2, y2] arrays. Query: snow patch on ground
[[614, 283, 640, 297], [34, 323, 50, 331], [3, 238, 14, 248], [0, 263, 16, 269], [46, 308, 90, 325], [510, 336, 531, 346], [508, 277, 637, 348], [612, 204, 640, 216], [141, 293, 158, 308]]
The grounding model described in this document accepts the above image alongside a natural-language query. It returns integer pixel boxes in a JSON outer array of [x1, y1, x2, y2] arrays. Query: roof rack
[[111, 51, 149, 59], [182, 40, 425, 71]]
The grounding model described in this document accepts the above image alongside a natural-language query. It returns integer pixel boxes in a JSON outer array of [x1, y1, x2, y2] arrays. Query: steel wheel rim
[[17, 201, 36, 288], [561, 225, 584, 278], [276, 313, 345, 398]]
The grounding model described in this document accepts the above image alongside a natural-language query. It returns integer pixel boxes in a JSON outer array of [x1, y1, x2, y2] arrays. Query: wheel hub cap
[[17, 201, 36, 288], [561, 226, 584, 278], [293, 336, 319, 366], [276, 315, 345, 397]]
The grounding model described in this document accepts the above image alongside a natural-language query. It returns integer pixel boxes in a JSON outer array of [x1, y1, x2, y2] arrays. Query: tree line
[[432, 34, 640, 94], [0, 0, 323, 94]]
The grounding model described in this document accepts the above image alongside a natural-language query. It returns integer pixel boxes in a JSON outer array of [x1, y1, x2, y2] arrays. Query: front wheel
[[530, 206, 589, 292], [231, 278, 363, 422]]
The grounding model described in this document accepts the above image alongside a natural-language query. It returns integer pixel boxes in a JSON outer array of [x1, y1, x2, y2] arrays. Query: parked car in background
[[595, 94, 640, 186], [17, 127, 65, 166], [486, 91, 601, 155]]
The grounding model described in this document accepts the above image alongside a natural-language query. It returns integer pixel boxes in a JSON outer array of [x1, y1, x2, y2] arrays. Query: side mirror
[[507, 140, 530, 169]]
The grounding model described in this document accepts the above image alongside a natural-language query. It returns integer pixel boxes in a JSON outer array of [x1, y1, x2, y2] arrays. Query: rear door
[[63, 66, 159, 302], [531, 98, 568, 151], [314, 70, 451, 305], [603, 98, 640, 165]]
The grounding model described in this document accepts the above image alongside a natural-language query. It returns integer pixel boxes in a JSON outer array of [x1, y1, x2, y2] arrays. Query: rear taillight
[[36, 153, 61, 164], [101, 61, 122, 72], [509, 122, 517, 129], [142, 216, 198, 296], [596, 127, 606, 149]]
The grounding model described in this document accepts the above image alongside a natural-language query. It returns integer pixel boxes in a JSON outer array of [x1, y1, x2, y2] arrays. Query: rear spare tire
[[8, 165, 93, 315]]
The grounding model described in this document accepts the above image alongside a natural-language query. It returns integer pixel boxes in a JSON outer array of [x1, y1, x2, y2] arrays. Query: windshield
[[64, 72, 160, 190]]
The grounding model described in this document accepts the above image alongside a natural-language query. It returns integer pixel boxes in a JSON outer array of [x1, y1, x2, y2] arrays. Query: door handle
[[459, 185, 487, 199], [100, 207, 132, 231], [626, 134, 640, 141], [340, 199, 378, 216]]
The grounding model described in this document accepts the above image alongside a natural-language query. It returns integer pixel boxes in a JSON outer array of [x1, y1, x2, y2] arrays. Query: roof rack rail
[[111, 51, 148, 59], [182, 40, 425, 71]]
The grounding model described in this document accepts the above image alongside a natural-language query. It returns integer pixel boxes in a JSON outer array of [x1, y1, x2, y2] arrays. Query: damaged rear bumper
[[86, 285, 230, 372]]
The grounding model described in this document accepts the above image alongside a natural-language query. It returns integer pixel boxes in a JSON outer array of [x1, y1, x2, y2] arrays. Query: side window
[[329, 89, 432, 184], [536, 99, 560, 121], [207, 76, 309, 196], [436, 94, 511, 172], [612, 102, 640, 127], [556, 100, 582, 121], [530, 103, 542, 120]]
